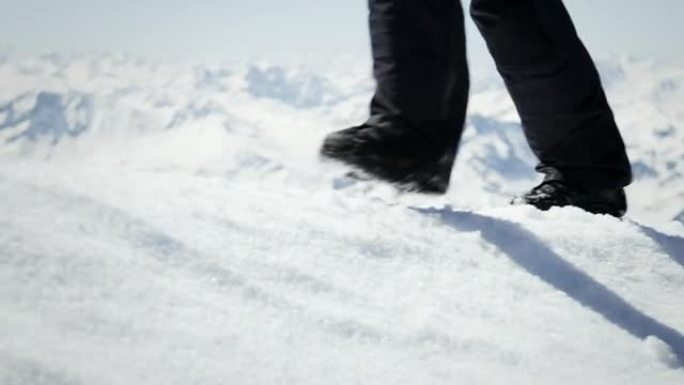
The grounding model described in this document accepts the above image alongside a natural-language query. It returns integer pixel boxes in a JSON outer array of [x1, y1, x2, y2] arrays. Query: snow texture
[[0, 51, 683, 384]]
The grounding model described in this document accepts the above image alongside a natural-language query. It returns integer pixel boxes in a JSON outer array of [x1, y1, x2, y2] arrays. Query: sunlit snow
[[1, 51, 683, 384]]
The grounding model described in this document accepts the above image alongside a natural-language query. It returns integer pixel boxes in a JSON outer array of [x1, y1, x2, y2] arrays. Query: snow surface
[[0, 51, 683, 384]]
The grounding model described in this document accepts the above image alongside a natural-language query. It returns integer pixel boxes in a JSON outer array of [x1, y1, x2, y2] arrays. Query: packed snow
[[0, 51, 683, 384]]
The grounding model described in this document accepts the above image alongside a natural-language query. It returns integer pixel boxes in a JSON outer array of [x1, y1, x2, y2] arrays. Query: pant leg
[[366, 0, 469, 155], [470, 0, 632, 190]]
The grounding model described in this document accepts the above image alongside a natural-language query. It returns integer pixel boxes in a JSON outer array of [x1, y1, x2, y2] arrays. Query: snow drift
[[0, 51, 683, 384]]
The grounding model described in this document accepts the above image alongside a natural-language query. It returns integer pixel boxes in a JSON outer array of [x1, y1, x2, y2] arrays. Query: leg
[[320, 0, 470, 193], [470, 0, 632, 190], [367, 0, 469, 149]]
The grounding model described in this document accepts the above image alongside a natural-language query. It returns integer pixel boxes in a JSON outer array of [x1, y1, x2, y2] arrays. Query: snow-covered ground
[[1, 51, 683, 384]]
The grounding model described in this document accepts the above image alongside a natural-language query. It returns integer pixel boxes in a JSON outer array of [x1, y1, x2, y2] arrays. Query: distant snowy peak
[[0, 92, 92, 144], [675, 210, 684, 225], [598, 56, 684, 93], [597, 58, 684, 187], [243, 65, 341, 108], [598, 57, 684, 126]]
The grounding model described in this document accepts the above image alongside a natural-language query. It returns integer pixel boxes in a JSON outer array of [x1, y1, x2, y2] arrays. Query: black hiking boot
[[512, 180, 627, 217], [320, 125, 455, 194]]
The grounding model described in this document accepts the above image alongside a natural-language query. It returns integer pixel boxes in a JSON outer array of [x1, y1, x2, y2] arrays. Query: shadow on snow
[[635, 223, 684, 268], [414, 206, 684, 367]]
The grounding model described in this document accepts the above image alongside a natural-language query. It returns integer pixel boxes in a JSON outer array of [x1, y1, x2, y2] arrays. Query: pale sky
[[0, 0, 682, 65]]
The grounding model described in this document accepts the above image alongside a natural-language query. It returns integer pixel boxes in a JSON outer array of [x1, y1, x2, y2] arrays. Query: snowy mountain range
[[1, 52, 683, 384], [0, 52, 681, 221]]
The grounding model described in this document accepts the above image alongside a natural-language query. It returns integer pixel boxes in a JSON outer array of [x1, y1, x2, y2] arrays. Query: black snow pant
[[365, 0, 632, 190]]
